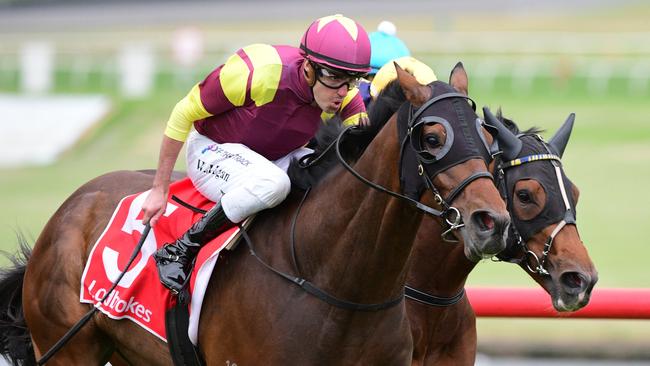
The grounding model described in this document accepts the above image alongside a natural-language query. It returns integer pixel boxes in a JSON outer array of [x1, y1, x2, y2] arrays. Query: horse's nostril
[[560, 272, 586, 291], [481, 212, 495, 230], [471, 211, 496, 232]]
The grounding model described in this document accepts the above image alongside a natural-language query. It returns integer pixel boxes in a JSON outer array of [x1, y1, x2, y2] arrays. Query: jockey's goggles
[[314, 64, 365, 90]]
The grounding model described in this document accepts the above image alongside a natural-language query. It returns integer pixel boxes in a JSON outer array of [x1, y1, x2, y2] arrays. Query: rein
[[238, 102, 489, 311], [234, 127, 418, 312], [335, 126, 449, 219], [359, 91, 492, 308]]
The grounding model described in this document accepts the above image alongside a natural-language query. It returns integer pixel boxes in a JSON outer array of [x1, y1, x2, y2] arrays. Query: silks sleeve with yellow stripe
[[164, 83, 213, 142]]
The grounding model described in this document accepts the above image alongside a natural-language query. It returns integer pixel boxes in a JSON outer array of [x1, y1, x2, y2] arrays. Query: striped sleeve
[[200, 44, 283, 114], [338, 88, 368, 126], [164, 83, 213, 142]]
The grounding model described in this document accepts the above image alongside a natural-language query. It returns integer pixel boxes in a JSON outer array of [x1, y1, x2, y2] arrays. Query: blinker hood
[[502, 134, 577, 242], [398, 81, 492, 201]]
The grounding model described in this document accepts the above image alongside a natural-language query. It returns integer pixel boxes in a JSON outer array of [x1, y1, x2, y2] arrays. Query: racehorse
[[405, 108, 598, 366], [0, 64, 510, 365]]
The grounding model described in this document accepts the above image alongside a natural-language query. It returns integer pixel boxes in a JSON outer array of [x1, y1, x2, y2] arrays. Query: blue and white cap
[[368, 21, 410, 74]]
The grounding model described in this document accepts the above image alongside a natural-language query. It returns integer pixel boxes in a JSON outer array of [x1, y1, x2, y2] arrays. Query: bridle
[[397, 91, 493, 240], [334, 91, 493, 237], [493, 134, 576, 276]]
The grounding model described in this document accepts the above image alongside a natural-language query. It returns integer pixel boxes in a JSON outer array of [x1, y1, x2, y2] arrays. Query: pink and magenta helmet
[[300, 14, 371, 75]]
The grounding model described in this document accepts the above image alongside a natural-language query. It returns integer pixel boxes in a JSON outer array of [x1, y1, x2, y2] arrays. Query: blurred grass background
[[0, 0, 648, 359]]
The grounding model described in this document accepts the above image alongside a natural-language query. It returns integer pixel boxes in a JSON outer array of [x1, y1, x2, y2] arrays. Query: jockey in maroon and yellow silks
[[164, 44, 367, 161], [145, 14, 372, 295]]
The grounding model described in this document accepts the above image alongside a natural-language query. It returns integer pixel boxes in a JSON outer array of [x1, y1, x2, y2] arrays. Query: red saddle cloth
[[80, 178, 240, 342]]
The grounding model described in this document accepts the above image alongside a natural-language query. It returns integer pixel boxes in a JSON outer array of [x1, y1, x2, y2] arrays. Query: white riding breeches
[[186, 131, 312, 223]]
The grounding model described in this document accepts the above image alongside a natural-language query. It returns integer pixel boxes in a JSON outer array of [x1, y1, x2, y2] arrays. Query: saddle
[[79, 177, 252, 365]]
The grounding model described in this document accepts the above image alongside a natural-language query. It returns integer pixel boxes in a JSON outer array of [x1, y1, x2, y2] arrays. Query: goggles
[[313, 63, 365, 90]]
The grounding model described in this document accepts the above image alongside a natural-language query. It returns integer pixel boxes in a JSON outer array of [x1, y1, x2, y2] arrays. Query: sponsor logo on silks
[[197, 159, 231, 182], [88, 280, 153, 323], [200, 144, 251, 166]]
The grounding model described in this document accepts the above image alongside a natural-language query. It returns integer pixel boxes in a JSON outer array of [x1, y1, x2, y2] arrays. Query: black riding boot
[[154, 203, 233, 294]]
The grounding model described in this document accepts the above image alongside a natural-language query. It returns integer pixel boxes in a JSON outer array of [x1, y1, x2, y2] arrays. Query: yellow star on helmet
[[316, 14, 358, 41]]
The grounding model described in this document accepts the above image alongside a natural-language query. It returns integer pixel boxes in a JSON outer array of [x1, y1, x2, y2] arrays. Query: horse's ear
[[449, 62, 468, 96], [396, 62, 431, 107], [483, 106, 522, 160], [548, 113, 575, 158]]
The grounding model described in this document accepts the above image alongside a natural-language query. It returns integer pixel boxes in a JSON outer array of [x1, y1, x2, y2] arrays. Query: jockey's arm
[[142, 83, 213, 226], [142, 136, 184, 226]]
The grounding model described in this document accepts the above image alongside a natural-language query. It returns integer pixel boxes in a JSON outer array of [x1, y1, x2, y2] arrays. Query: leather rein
[[242, 92, 490, 311]]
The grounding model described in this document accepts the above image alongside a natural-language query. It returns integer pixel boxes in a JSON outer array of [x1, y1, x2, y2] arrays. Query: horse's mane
[[287, 80, 407, 189], [495, 108, 544, 136], [367, 80, 406, 135]]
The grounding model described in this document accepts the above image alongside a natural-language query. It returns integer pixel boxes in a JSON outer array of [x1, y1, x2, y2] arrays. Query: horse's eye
[[516, 190, 532, 204], [424, 134, 441, 148]]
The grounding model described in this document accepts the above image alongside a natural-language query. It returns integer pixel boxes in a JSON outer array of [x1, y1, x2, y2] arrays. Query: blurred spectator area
[[0, 0, 649, 97]]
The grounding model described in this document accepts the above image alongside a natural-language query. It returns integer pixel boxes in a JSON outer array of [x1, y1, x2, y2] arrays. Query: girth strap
[[405, 286, 465, 307]]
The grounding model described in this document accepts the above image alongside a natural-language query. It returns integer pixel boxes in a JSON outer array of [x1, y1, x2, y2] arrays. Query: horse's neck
[[406, 217, 476, 296], [296, 121, 422, 303]]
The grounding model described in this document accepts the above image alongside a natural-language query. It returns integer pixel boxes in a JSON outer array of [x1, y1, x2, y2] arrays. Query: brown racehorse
[[406, 109, 598, 366], [0, 65, 510, 365]]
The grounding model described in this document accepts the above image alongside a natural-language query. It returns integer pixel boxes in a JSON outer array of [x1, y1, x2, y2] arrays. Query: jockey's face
[[312, 74, 349, 113]]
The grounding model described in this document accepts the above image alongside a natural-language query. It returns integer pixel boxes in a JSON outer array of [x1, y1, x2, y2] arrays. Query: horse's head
[[394, 63, 510, 261], [485, 108, 598, 311]]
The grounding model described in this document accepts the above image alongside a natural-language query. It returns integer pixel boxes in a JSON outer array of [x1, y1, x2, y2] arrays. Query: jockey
[[359, 20, 411, 107], [142, 14, 371, 294]]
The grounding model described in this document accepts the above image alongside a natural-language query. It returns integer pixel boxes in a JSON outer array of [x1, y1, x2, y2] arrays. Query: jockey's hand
[[142, 187, 167, 226]]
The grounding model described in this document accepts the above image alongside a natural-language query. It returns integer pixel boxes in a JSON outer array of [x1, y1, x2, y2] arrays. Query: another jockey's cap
[[369, 21, 411, 75], [300, 14, 371, 75], [370, 56, 437, 99]]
